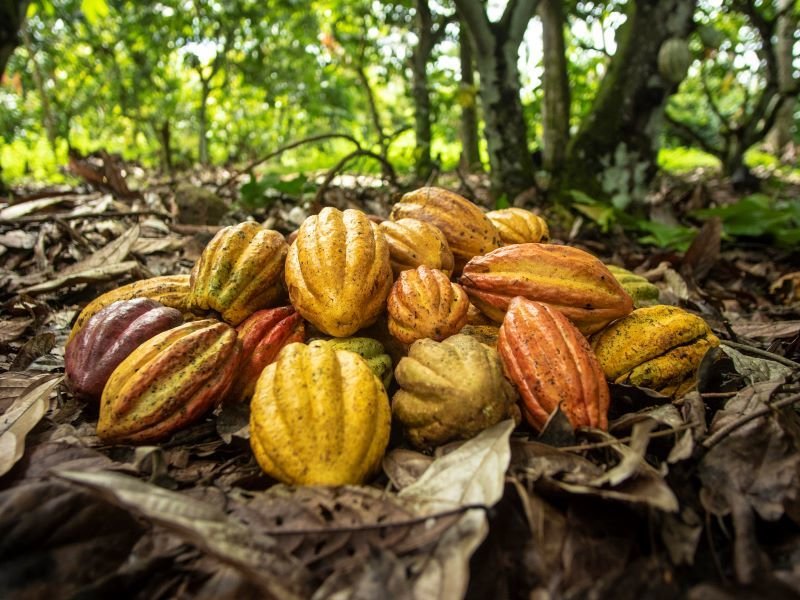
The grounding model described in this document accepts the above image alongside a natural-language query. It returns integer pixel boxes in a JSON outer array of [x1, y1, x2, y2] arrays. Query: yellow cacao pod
[[69, 275, 191, 342], [378, 218, 454, 277], [390, 187, 500, 273], [486, 208, 550, 245], [459, 243, 633, 334], [387, 266, 469, 344], [97, 319, 241, 443], [591, 305, 720, 397], [285, 207, 393, 337], [250, 341, 391, 485], [393, 334, 520, 450], [189, 222, 288, 326]]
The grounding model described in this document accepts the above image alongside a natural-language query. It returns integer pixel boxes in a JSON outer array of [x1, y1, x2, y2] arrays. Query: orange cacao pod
[[387, 266, 469, 344], [499, 297, 609, 431], [378, 218, 454, 277], [229, 306, 306, 402], [65, 299, 183, 400], [189, 222, 288, 325], [285, 207, 393, 337], [68, 275, 191, 342], [390, 187, 500, 273], [459, 243, 633, 334], [97, 319, 241, 443], [486, 208, 550, 245]]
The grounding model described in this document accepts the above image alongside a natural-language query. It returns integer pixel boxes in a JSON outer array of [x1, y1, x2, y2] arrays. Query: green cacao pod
[[658, 38, 692, 84], [319, 337, 393, 389], [606, 264, 660, 308]]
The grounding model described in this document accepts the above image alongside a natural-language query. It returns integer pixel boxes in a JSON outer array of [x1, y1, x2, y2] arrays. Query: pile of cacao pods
[[65, 187, 720, 486]]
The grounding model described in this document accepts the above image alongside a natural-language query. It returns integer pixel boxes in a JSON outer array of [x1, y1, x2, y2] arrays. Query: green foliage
[[658, 147, 722, 174], [239, 173, 315, 209], [693, 194, 800, 247]]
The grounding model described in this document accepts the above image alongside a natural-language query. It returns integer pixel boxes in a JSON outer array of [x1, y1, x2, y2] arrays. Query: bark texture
[[562, 0, 696, 200], [539, 0, 570, 173], [454, 0, 539, 201], [458, 18, 481, 172]]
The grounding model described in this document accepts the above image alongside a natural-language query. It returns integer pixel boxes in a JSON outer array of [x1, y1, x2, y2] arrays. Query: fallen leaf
[[0, 318, 33, 343], [721, 344, 793, 384], [0, 374, 62, 477], [0, 196, 72, 220], [132, 237, 185, 255], [730, 320, 800, 340], [382, 449, 433, 491], [55, 469, 311, 599], [682, 216, 721, 282], [0, 230, 37, 250], [398, 419, 514, 600], [313, 548, 413, 600], [60, 224, 140, 276], [19, 261, 141, 295], [9, 332, 56, 371]]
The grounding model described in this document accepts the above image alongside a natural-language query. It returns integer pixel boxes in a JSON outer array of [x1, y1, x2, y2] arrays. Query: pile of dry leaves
[[0, 177, 799, 599]]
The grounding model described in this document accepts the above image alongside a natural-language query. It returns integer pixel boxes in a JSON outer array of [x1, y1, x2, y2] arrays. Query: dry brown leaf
[[0, 230, 37, 250], [9, 332, 56, 371], [0, 374, 63, 477], [19, 260, 141, 295], [61, 224, 140, 276], [132, 236, 185, 255], [0, 196, 73, 220], [0, 318, 33, 343], [55, 469, 311, 599]]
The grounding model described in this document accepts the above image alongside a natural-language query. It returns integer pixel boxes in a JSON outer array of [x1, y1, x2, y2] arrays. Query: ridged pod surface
[[318, 337, 393, 388], [189, 222, 288, 325], [285, 208, 393, 337], [250, 341, 391, 485], [459, 243, 633, 334], [393, 334, 519, 450], [591, 305, 720, 397], [97, 319, 241, 443], [387, 266, 469, 344], [390, 187, 500, 273], [66, 299, 183, 400], [486, 208, 550, 245], [498, 297, 610, 431], [606, 265, 660, 308], [229, 306, 306, 402], [378, 218, 454, 277], [69, 275, 191, 342]]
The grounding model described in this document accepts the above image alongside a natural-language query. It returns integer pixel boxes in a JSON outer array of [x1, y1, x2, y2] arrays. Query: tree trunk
[[458, 18, 481, 172], [454, 0, 539, 201], [411, 0, 434, 182], [198, 80, 210, 165], [158, 120, 173, 173], [562, 0, 696, 201], [766, 0, 797, 156], [0, 0, 29, 79], [539, 0, 570, 173]]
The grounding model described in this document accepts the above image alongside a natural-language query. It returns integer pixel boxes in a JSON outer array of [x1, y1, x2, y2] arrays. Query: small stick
[[701, 392, 800, 450], [0, 210, 173, 225], [721, 340, 800, 369], [554, 422, 699, 453]]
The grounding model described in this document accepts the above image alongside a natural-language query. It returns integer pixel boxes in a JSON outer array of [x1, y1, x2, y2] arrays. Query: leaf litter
[[0, 176, 799, 598]]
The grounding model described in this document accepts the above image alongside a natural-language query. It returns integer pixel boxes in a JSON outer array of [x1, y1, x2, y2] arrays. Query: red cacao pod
[[498, 297, 609, 431], [65, 298, 183, 400], [97, 319, 241, 443], [229, 306, 306, 402]]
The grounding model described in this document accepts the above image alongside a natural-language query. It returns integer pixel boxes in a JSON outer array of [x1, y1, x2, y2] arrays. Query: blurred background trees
[[0, 0, 797, 213]]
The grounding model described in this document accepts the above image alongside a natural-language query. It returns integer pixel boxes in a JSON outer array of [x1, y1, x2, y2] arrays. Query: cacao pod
[[318, 337, 393, 389], [658, 37, 692, 84], [486, 208, 550, 245], [68, 274, 191, 342], [387, 266, 469, 344], [97, 319, 241, 443], [458, 324, 500, 349], [606, 264, 660, 308], [250, 341, 391, 485], [189, 222, 288, 326], [378, 218, 454, 277], [499, 297, 610, 431], [390, 187, 500, 273], [466, 302, 494, 326], [65, 299, 183, 400], [459, 243, 633, 334], [591, 305, 720, 397], [393, 334, 519, 450], [229, 306, 306, 402], [285, 207, 393, 337]]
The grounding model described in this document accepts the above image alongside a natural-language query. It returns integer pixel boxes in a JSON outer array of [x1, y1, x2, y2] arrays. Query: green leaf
[[494, 195, 510, 210], [81, 0, 110, 25]]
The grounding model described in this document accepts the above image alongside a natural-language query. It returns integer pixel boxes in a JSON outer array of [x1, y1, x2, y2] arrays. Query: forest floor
[[0, 163, 799, 599]]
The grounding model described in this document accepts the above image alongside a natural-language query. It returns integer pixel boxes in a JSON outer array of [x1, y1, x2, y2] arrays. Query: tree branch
[[313, 149, 397, 207], [664, 111, 723, 156], [453, 0, 493, 56], [503, 0, 539, 46]]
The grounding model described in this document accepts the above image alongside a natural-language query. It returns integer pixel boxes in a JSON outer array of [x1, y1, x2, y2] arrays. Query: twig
[[721, 340, 800, 369], [700, 391, 739, 399], [312, 149, 397, 208], [168, 223, 225, 236], [701, 392, 800, 450], [216, 133, 363, 192], [555, 422, 699, 453], [0, 210, 173, 225]]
